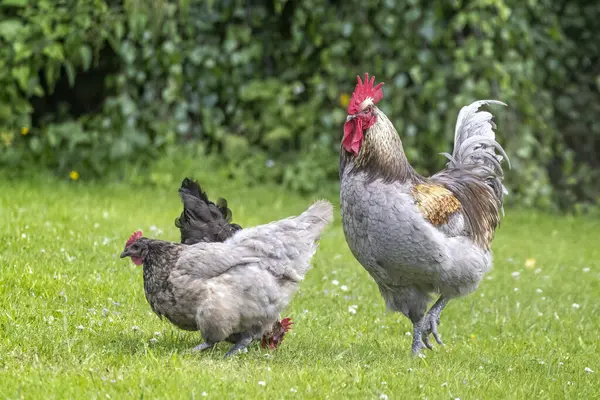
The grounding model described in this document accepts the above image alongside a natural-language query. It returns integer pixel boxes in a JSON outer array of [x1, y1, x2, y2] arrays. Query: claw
[[422, 332, 433, 350], [421, 312, 444, 349], [412, 339, 427, 356], [432, 328, 444, 346]]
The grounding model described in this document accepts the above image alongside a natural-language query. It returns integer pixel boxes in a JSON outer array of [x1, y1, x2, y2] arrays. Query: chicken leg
[[421, 296, 448, 349], [411, 318, 428, 355], [410, 296, 449, 355], [224, 332, 253, 358], [192, 340, 215, 352]]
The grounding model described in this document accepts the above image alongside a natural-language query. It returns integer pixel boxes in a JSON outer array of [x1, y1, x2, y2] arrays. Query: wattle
[[343, 119, 364, 156], [132, 256, 143, 266]]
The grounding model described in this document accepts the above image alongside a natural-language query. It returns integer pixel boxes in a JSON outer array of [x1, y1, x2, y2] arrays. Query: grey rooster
[[339, 73, 510, 355], [120, 198, 332, 357]]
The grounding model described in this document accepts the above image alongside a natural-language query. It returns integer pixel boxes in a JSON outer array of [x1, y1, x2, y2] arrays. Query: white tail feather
[[443, 100, 510, 204]]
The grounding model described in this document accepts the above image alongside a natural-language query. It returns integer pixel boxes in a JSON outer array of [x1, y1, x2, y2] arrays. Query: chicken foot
[[421, 296, 448, 349], [192, 340, 216, 352], [410, 296, 449, 355], [223, 332, 253, 358]]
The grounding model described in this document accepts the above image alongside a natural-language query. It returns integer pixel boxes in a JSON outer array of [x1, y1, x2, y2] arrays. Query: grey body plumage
[[122, 200, 333, 357], [340, 99, 509, 354]]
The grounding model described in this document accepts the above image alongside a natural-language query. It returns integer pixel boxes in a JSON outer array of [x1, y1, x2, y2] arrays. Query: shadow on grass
[[89, 330, 246, 359], [89, 328, 421, 366]]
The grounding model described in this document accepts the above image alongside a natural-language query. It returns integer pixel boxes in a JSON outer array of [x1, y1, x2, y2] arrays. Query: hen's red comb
[[126, 230, 143, 246], [347, 73, 384, 115]]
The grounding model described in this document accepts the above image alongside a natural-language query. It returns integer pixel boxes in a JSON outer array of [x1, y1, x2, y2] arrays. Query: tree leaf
[[0, 19, 23, 40], [79, 45, 93, 71], [43, 43, 65, 61], [64, 61, 76, 88], [11, 65, 30, 91]]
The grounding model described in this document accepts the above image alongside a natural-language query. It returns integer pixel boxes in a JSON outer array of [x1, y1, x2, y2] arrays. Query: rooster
[[339, 73, 510, 355], [173, 178, 292, 349], [121, 200, 333, 357]]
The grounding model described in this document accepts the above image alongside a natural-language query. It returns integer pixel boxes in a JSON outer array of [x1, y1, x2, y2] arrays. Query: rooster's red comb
[[347, 73, 384, 115], [126, 230, 143, 246]]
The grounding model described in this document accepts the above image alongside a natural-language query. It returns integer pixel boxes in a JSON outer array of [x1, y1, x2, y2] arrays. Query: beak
[[120, 250, 130, 259], [345, 115, 355, 123]]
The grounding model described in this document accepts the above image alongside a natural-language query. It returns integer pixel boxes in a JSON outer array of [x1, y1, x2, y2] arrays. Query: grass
[[0, 177, 599, 399]]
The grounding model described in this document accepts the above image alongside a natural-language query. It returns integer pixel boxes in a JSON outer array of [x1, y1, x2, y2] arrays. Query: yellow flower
[[21, 127, 29, 135], [470, 334, 476, 339], [524, 258, 536, 269], [339, 93, 350, 108], [69, 170, 80, 181]]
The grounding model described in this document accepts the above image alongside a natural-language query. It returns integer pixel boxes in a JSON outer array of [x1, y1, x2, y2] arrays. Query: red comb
[[280, 317, 293, 332], [347, 73, 384, 115], [260, 318, 294, 349], [126, 230, 143, 246]]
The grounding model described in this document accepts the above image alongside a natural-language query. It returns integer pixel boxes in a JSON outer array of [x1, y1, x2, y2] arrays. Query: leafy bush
[[0, 0, 598, 210]]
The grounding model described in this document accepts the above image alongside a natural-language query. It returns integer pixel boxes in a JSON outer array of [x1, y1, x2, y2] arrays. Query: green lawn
[[0, 178, 598, 399]]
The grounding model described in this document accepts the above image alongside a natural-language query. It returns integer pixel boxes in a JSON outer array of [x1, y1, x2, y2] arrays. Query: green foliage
[[0, 0, 599, 209]]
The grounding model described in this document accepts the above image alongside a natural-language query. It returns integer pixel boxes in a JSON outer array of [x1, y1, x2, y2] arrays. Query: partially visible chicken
[[339, 73, 510, 355], [173, 178, 290, 349], [174, 178, 242, 244], [260, 318, 294, 349], [120, 200, 333, 357]]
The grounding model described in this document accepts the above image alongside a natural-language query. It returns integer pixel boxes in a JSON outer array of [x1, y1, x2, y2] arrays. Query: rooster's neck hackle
[[342, 109, 420, 184]]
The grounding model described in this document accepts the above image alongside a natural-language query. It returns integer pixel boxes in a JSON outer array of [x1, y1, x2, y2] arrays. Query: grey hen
[[173, 178, 290, 349], [121, 200, 333, 357], [339, 73, 510, 355]]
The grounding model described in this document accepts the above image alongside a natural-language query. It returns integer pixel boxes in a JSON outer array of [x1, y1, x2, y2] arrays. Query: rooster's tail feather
[[441, 100, 510, 206]]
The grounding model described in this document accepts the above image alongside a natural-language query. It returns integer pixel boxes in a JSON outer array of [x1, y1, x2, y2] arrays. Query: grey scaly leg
[[192, 340, 215, 352], [411, 318, 427, 356], [224, 332, 253, 358], [421, 296, 449, 349]]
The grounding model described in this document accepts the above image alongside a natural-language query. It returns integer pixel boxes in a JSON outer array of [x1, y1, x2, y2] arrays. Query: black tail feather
[[174, 178, 242, 244]]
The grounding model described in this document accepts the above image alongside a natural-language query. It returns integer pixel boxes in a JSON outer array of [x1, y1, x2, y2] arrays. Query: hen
[[173, 178, 291, 348], [339, 73, 510, 355], [120, 200, 333, 357]]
